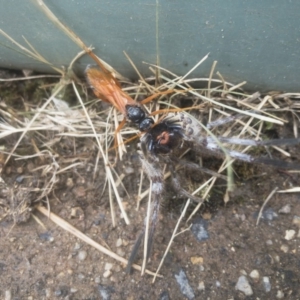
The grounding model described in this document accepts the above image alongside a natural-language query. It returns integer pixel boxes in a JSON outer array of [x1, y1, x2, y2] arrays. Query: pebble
[[276, 290, 284, 299], [116, 248, 125, 257], [15, 175, 24, 183], [78, 250, 87, 261], [198, 281, 205, 291], [284, 230, 296, 240], [158, 291, 170, 300], [104, 263, 113, 271], [262, 276, 271, 292], [16, 166, 23, 174], [249, 269, 260, 280], [260, 208, 278, 221], [174, 269, 195, 300], [66, 177, 74, 188], [292, 215, 300, 227], [235, 275, 253, 296], [74, 243, 81, 250], [266, 239, 273, 245], [70, 288, 78, 293], [95, 277, 101, 284], [72, 186, 86, 197], [278, 204, 291, 214], [98, 285, 113, 300], [190, 256, 203, 265], [280, 244, 289, 253], [191, 218, 209, 241], [45, 288, 51, 298], [215, 280, 221, 287], [103, 270, 112, 278], [116, 238, 123, 247], [125, 166, 134, 174], [114, 265, 121, 273], [5, 290, 11, 300]]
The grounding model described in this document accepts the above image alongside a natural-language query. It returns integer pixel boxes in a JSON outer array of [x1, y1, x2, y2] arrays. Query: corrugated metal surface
[[0, 0, 299, 91]]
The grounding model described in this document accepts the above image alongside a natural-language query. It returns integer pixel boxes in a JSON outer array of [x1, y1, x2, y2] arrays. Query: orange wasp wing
[[86, 67, 137, 116]]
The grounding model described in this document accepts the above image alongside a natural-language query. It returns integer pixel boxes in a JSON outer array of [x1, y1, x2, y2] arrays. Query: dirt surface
[[0, 70, 300, 300]]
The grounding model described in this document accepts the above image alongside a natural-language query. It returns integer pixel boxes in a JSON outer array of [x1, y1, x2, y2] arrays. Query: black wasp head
[[126, 105, 154, 132], [139, 117, 154, 131]]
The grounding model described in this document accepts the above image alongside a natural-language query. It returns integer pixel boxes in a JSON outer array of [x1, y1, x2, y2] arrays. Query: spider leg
[[126, 150, 164, 273], [199, 140, 300, 169], [177, 112, 300, 170], [206, 111, 259, 129], [212, 137, 300, 147], [171, 157, 228, 181], [169, 164, 205, 203]]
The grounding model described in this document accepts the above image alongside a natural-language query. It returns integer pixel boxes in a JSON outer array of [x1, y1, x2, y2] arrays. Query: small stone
[[45, 288, 51, 298], [74, 243, 81, 250], [54, 290, 62, 297], [235, 276, 253, 296], [298, 229, 300, 238], [174, 269, 195, 300], [16, 166, 23, 174], [70, 288, 78, 293], [202, 212, 212, 220], [266, 239, 273, 245], [78, 250, 87, 261], [280, 244, 289, 253], [78, 273, 85, 280], [278, 204, 291, 214], [72, 186, 86, 197], [190, 256, 203, 265], [191, 218, 209, 241], [104, 263, 113, 271], [215, 280, 221, 287], [249, 270, 260, 280], [5, 290, 12, 300], [285, 230, 296, 240], [261, 208, 278, 221], [94, 277, 101, 284], [116, 248, 125, 257], [5, 166, 11, 175], [263, 276, 271, 292], [112, 265, 120, 273], [276, 290, 284, 299], [15, 176, 24, 183], [57, 272, 65, 278], [198, 281, 205, 291], [103, 270, 112, 278], [116, 238, 123, 247], [125, 166, 134, 174], [122, 239, 129, 246], [66, 178, 74, 188], [292, 216, 300, 227]]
